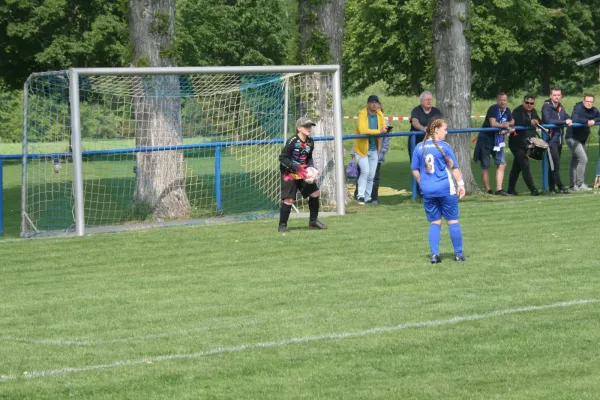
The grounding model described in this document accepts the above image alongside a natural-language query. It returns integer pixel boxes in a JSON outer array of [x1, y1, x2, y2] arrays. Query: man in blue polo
[[474, 92, 514, 195]]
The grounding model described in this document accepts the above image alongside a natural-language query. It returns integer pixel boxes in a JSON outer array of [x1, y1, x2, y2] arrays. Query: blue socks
[[449, 223, 463, 256], [428, 223, 441, 255]]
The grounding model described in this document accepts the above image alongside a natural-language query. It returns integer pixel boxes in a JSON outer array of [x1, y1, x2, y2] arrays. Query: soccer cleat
[[507, 190, 518, 196], [430, 254, 442, 264], [308, 220, 327, 230], [454, 254, 466, 262], [278, 223, 287, 233], [531, 189, 540, 196]]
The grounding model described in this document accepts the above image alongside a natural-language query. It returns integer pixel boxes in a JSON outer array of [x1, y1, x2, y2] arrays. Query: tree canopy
[[343, 0, 600, 97], [1, 0, 599, 95]]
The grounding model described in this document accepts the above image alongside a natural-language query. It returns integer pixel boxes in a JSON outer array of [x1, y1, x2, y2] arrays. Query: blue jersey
[[411, 139, 459, 197]]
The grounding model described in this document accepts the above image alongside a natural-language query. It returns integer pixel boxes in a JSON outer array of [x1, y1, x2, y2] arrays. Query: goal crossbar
[[22, 65, 345, 237]]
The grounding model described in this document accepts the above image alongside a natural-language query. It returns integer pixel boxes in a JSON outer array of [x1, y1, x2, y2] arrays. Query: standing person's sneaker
[[507, 190, 519, 196], [454, 254, 466, 262], [559, 186, 569, 194], [578, 184, 592, 191], [569, 185, 579, 192], [531, 189, 540, 196], [496, 189, 511, 196], [357, 197, 365, 205], [308, 220, 327, 230], [370, 200, 379, 205], [430, 254, 442, 264], [486, 189, 493, 194], [278, 223, 287, 233]]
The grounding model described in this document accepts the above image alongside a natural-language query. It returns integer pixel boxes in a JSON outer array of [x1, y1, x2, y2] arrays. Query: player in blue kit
[[411, 118, 466, 263]]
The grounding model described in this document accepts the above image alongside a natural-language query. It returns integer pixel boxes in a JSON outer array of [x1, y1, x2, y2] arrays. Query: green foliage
[[151, 11, 172, 36], [0, 0, 129, 89], [469, 0, 599, 96], [343, 0, 600, 97], [176, 0, 290, 66], [344, 0, 434, 95], [301, 29, 331, 64], [0, 83, 23, 143]]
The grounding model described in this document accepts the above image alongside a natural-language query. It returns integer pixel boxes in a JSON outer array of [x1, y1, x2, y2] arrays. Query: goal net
[[22, 66, 344, 237]]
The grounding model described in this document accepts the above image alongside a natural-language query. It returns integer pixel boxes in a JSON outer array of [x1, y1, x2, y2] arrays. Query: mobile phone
[[385, 125, 393, 132]]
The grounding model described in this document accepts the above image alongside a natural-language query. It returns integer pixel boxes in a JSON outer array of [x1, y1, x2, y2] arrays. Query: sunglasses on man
[[524, 101, 535, 105]]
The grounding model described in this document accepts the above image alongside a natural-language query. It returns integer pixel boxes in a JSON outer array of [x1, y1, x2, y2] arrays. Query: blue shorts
[[423, 195, 459, 222]]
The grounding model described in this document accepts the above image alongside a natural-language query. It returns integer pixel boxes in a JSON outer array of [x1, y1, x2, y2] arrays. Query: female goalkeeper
[[411, 118, 466, 263]]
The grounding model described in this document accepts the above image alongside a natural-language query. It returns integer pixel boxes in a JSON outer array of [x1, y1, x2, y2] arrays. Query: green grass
[[1, 192, 600, 399], [2, 138, 599, 237]]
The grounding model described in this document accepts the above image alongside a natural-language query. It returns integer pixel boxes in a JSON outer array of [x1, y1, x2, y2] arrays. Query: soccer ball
[[304, 167, 320, 184]]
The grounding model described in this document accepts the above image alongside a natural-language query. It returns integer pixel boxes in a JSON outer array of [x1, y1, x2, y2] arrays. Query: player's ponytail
[[425, 118, 454, 170]]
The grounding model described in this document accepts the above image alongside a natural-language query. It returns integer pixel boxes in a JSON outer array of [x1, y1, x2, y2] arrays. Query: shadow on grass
[[3, 171, 281, 238]]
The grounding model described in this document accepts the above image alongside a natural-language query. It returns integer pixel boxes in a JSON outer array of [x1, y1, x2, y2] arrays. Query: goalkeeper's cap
[[296, 116, 317, 128]]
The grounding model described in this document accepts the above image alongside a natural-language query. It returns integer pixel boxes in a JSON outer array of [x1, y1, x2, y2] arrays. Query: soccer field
[[1, 191, 600, 399]]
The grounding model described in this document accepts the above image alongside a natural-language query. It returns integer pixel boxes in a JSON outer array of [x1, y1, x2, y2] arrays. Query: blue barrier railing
[[0, 122, 590, 236]]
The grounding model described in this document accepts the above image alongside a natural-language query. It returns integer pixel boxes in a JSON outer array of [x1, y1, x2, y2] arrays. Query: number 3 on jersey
[[425, 154, 435, 173]]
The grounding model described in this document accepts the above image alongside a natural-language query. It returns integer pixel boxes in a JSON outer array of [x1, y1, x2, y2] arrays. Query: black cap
[[367, 95, 380, 103]]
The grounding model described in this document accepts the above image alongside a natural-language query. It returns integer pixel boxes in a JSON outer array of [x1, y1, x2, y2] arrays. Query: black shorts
[[281, 176, 319, 200]]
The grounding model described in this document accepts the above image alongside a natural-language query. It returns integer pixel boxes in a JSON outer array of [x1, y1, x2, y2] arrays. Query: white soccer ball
[[53, 162, 61, 174], [304, 166, 320, 184]]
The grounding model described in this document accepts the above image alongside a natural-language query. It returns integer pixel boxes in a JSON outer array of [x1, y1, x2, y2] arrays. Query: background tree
[[0, 0, 128, 89], [176, 0, 290, 67], [433, 0, 478, 193], [129, 0, 190, 220], [343, 0, 433, 95], [298, 0, 347, 204]]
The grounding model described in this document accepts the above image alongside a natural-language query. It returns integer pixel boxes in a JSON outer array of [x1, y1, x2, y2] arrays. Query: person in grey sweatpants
[[566, 95, 600, 191]]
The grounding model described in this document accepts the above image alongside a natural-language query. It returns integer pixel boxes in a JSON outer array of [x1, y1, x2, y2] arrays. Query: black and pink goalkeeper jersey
[[279, 134, 315, 175]]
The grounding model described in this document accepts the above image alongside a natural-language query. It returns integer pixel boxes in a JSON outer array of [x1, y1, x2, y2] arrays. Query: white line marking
[[1, 299, 598, 382], [0, 313, 321, 346]]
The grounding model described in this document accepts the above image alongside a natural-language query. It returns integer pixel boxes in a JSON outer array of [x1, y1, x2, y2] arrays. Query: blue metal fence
[[0, 123, 590, 236]]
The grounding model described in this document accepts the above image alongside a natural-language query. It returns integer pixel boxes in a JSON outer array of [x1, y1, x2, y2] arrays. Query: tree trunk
[[433, 0, 479, 193], [541, 54, 551, 96], [298, 0, 345, 65], [129, 0, 190, 220], [298, 0, 347, 204]]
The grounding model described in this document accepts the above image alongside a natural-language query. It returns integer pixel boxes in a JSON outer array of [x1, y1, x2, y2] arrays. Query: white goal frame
[[22, 65, 345, 237]]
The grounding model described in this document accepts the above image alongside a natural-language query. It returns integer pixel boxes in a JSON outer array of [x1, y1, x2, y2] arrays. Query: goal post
[[21, 65, 345, 237]]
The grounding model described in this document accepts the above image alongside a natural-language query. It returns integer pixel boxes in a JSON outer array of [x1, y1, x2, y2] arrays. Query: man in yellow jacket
[[354, 95, 388, 204]]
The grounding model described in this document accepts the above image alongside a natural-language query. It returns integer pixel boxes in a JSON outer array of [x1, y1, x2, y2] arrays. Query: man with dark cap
[[353, 95, 387, 205]]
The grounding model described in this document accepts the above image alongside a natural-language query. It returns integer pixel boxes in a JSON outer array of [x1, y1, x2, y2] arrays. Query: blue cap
[[367, 95, 380, 103]]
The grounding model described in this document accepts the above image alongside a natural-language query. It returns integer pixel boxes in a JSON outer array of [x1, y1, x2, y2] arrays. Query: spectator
[[565, 94, 600, 191], [409, 91, 443, 161], [353, 102, 391, 205], [541, 87, 572, 194], [474, 92, 515, 195], [353, 95, 387, 205], [507, 95, 541, 196]]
